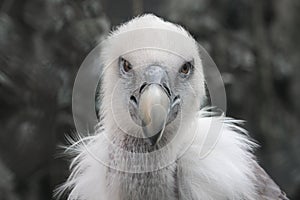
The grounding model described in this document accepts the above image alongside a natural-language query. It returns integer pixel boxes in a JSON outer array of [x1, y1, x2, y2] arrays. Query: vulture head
[[100, 15, 205, 149]]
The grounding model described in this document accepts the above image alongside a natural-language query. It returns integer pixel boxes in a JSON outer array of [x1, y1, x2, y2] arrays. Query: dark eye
[[120, 57, 132, 73], [180, 61, 192, 75]]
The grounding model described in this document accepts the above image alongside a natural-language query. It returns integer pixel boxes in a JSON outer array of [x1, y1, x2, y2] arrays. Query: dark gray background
[[0, 0, 299, 199]]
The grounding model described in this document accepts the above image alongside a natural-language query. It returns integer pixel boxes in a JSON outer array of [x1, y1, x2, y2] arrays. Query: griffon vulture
[[57, 14, 289, 200]]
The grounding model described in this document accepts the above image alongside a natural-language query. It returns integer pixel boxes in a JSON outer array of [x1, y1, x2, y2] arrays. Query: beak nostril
[[162, 83, 171, 97], [139, 82, 148, 94], [130, 95, 137, 105], [173, 95, 180, 101]]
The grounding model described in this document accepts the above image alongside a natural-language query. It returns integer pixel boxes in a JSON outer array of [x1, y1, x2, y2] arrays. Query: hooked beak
[[129, 66, 180, 145], [139, 84, 170, 145]]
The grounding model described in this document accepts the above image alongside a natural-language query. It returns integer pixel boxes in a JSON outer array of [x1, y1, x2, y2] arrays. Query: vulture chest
[[105, 164, 178, 200]]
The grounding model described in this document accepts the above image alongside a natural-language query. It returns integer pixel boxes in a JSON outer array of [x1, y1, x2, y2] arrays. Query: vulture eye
[[180, 61, 192, 75], [120, 57, 132, 73]]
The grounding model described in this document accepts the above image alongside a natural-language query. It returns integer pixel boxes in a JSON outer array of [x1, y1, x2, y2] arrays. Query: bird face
[[100, 22, 205, 147], [124, 56, 182, 146], [102, 48, 205, 146]]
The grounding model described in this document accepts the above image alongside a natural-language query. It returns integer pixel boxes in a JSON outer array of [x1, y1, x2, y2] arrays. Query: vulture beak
[[129, 66, 181, 145], [139, 84, 170, 145]]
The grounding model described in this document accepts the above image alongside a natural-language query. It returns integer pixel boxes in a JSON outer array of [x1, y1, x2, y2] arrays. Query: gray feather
[[253, 162, 289, 200]]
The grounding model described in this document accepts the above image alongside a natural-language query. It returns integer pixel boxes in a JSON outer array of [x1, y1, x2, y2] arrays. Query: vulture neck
[[104, 128, 180, 200]]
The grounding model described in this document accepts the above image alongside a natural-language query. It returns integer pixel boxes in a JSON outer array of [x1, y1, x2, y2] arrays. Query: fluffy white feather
[[57, 110, 258, 200]]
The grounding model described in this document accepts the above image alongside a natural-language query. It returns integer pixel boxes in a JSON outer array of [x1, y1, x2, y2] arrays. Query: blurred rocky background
[[0, 0, 299, 199]]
